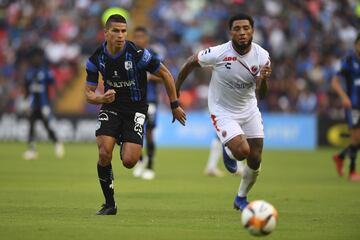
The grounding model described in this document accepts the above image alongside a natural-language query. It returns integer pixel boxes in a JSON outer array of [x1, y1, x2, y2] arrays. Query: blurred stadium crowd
[[1, 0, 360, 117]]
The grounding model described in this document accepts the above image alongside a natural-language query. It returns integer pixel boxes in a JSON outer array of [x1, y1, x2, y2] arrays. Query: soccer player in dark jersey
[[23, 47, 64, 160], [132, 26, 162, 180], [332, 33, 360, 182], [85, 14, 186, 215]]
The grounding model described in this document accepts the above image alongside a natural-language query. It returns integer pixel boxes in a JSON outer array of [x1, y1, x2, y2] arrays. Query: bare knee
[[99, 147, 112, 166], [232, 145, 250, 160], [121, 151, 138, 169], [121, 156, 137, 169]]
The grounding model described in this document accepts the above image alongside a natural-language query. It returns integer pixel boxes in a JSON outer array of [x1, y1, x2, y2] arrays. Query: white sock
[[238, 165, 260, 197], [205, 138, 222, 170]]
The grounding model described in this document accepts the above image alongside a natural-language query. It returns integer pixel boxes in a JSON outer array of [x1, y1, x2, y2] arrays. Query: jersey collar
[[103, 41, 127, 59], [230, 41, 253, 58]]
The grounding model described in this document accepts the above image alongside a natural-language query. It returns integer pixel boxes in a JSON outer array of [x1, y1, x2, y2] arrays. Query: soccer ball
[[241, 200, 278, 236]]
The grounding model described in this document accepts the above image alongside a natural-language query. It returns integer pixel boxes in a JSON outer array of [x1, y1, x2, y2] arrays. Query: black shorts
[[146, 102, 158, 129], [95, 109, 147, 145], [30, 106, 52, 122]]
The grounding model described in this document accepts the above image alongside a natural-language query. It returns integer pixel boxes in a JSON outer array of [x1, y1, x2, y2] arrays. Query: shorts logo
[[95, 121, 101, 131], [99, 113, 109, 121], [134, 112, 146, 137], [222, 130, 227, 138], [125, 61, 133, 70]]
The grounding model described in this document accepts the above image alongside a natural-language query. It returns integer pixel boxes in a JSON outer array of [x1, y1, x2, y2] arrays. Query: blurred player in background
[[331, 33, 360, 182], [176, 13, 271, 211], [85, 14, 186, 215], [204, 135, 224, 177], [23, 47, 64, 160], [204, 135, 245, 177], [132, 26, 163, 180]]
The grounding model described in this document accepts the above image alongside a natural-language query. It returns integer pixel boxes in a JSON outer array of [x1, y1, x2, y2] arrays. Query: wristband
[[170, 100, 179, 109]]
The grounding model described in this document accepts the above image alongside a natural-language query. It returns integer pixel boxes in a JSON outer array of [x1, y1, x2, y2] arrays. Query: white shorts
[[210, 110, 264, 144]]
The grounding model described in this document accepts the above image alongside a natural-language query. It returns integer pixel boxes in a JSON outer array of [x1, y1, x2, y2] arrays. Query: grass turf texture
[[0, 142, 359, 240]]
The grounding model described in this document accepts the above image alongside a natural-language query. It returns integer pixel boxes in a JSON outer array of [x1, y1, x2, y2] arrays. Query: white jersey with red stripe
[[197, 41, 270, 117]]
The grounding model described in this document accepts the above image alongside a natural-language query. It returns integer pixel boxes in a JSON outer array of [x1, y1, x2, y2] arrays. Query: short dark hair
[[105, 14, 127, 29], [228, 13, 254, 30], [134, 26, 148, 34], [355, 33, 360, 44]]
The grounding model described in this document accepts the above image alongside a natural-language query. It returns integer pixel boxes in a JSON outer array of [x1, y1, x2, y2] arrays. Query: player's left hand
[[172, 106, 186, 126], [259, 65, 272, 80]]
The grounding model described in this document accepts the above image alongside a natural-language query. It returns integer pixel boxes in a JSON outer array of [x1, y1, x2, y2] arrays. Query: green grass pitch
[[0, 142, 360, 240]]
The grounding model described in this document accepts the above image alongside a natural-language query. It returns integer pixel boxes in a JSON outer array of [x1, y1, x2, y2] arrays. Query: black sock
[[349, 145, 357, 173], [43, 119, 58, 142], [338, 145, 349, 160], [146, 142, 155, 170], [97, 164, 115, 206]]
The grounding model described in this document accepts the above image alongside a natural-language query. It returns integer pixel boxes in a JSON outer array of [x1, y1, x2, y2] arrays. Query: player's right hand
[[102, 89, 116, 103], [342, 96, 352, 109], [172, 106, 186, 126]]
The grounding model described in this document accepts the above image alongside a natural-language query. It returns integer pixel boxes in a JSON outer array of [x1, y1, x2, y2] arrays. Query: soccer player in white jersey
[[175, 13, 271, 211]]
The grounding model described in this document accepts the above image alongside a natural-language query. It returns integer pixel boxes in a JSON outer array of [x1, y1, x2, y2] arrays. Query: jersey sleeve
[[86, 57, 99, 86], [137, 48, 161, 74], [197, 47, 219, 67], [257, 49, 271, 77]]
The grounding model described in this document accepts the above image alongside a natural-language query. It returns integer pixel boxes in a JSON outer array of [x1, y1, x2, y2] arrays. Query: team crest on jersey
[[251, 65, 258, 73], [222, 130, 227, 138], [125, 61, 133, 70]]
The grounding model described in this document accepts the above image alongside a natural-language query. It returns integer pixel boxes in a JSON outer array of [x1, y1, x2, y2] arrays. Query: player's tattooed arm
[[256, 65, 272, 99], [85, 85, 116, 104], [175, 54, 201, 97]]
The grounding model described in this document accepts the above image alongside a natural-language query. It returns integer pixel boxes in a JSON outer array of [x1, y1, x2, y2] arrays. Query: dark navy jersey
[[24, 65, 54, 109], [147, 48, 162, 103], [337, 52, 360, 108], [86, 41, 161, 112]]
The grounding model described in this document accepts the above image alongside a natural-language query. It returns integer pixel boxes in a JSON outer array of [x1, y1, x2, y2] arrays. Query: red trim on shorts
[[211, 114, 220, 132]]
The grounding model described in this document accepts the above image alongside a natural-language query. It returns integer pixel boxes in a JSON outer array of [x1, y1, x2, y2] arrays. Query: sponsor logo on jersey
[[229, 81, 254, 90], [125, 61, 133, 70], [223, 56, 237, 61], [222, 130, 227, 138], [106, 79, 135, 88]]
